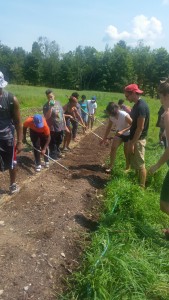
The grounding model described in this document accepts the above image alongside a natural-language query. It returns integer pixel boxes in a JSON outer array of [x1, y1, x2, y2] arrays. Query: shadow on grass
[[74, 214, 99, 232], [134, 221, 169, 249]]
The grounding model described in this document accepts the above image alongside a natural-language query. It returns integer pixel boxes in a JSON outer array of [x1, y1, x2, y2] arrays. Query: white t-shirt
[[87, 100, 97, 114], [110, 110, 130, 136]]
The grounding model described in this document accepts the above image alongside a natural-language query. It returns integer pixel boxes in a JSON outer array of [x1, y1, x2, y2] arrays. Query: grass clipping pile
[[0, 126, 110, 300]]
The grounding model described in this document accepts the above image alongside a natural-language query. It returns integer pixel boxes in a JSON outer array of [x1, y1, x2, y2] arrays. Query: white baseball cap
[[0, 71, 8, 88]]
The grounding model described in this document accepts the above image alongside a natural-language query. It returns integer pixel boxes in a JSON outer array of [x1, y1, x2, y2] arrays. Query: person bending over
[[101, 102, 132, 173], [23, 114, 50, 172]]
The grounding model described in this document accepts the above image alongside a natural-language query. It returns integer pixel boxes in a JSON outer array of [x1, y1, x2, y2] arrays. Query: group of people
[[101, 83, 149, 190], [100, 81, 169, 236], [1, 70, 169, 236], [0, 71, 97, 194]]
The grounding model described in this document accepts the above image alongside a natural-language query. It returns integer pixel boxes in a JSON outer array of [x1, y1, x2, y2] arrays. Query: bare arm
[[22, 126, 27, 143], [131, 116, 145, 144], [74, 108, 85, 126], [13, 97, 22, 153], [41, 135, 51, 155], [44, 106, 53, 120], [149, 112, 169, 173], [102, 119, 113, 142]]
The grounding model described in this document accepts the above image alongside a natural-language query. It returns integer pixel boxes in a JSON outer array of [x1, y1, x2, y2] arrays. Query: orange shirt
[[23, 116, 50, 136]]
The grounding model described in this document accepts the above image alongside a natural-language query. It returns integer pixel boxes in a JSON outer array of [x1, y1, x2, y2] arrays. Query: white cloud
[[105, 25, 130, 40], [132, 15, 162, 40], [104, 15, 163, 47]]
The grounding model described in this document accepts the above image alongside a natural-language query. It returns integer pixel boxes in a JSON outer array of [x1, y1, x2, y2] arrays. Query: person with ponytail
[[101, 102, 132, 173]]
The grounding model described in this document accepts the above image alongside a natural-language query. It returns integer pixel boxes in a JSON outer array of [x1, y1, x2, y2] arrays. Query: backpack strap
[[8, 92, 14, 119]]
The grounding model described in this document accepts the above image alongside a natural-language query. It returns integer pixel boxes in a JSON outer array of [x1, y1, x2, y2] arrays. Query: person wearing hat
[[124, 83, 150, 188], [23, 114, 50, 172], [0, 71, 22, 194], [87, 96, 97, 130]]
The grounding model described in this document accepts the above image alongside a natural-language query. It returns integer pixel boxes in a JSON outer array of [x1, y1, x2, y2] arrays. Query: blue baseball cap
[[92, 96, 96, 100], [33, 114, 43, 128]]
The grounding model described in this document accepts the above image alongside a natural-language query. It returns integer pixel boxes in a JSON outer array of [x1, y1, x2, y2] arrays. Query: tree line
[[1, 36, 169, 97]]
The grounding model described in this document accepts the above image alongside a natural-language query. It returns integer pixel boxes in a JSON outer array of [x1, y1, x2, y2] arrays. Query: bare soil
[[0, 126, 110, 300]]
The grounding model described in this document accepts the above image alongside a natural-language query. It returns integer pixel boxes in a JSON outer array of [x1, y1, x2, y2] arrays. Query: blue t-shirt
[[79, 100, 88, 113]]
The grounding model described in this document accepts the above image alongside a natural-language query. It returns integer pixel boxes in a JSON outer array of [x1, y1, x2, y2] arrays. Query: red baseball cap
[[124, 84, 143, 94]]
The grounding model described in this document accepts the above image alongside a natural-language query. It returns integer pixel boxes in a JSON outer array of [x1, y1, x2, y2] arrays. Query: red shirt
[[23, 116, 50, 136]]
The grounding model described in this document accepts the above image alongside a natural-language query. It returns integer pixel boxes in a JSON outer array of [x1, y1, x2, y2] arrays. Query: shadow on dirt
[[74, 214, 99, 231], [0, 188, 9, 195], [17, 156, 35, 175], [72, 173, 108, 189], [69, 164, 104, 172]]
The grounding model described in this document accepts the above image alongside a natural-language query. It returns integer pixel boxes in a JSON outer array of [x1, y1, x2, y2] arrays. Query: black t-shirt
[[130, 99, 150, 140]]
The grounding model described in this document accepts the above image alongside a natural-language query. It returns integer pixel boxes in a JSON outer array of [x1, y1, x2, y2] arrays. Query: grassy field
[[7, 85, 169, 299]]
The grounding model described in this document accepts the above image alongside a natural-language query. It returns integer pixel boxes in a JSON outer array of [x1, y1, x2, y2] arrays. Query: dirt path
[[0, 126, 110, 300]]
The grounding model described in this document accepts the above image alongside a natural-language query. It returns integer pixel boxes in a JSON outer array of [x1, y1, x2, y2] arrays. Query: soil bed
[[0, 126, 110, 300]]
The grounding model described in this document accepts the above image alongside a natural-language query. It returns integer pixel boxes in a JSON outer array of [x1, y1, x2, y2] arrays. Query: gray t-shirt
[[43, 100, 65, 132]]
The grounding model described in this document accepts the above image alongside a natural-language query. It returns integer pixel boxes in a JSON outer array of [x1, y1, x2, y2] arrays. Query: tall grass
[[7, 84, 169, 299], [61, 150, 169, 299]]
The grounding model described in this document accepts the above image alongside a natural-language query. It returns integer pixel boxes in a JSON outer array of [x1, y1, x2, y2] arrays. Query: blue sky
[[1, 0, 169, 53]]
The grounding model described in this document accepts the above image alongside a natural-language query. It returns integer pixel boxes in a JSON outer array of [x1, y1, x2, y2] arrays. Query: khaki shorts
[[130, 139, 146, 170]]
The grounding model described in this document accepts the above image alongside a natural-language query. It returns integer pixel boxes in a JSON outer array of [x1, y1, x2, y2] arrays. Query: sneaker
[[105, 168, 111, 174], [44, 162, 49, 168], [58, 153, 65, 158], [62, 147, 69, 152], [9, 183, 20, 195], [35, 165, 41, 172]]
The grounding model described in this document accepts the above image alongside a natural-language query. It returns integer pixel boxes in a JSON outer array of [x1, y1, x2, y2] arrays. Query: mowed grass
[[7, 85, 169, 299]]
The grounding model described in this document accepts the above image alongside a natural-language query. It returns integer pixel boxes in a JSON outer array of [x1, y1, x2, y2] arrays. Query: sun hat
[[0, 71, 8, 88], [91, 96, 96, 100], [124, 84, 143, 94], [33, 114, 44, 128]]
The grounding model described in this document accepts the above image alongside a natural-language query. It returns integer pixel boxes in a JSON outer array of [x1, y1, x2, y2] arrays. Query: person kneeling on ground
[[100, 102, 132, 173], [23, 114, 50, 172]]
